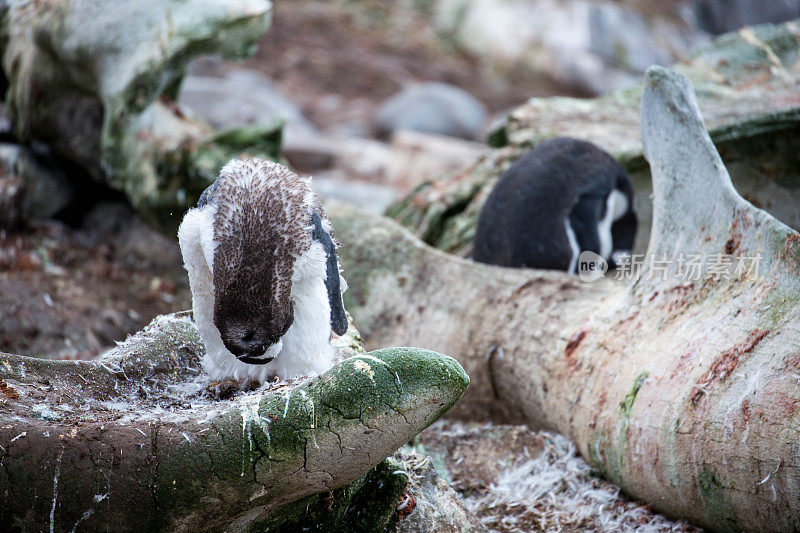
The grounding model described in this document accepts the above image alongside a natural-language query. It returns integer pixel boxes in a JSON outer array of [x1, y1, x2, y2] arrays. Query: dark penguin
[[473, 137, 636, 273]]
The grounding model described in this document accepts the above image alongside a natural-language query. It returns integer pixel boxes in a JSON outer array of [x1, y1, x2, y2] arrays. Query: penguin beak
[[236, 353, 275, 365], [233, 342, 280, 365], [221, 331, 282, 365]]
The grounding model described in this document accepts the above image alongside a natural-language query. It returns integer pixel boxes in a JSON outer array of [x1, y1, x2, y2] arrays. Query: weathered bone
[[1, 0, 281, 231], [331, 67, 800, 531], [0, 315, 468, 530]]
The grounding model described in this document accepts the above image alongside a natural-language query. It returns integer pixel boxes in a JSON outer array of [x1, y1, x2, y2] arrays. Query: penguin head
[[184, 158, 347, 366]]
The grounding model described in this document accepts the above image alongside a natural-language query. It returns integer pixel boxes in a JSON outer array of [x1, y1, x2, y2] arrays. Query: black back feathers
[[473, 137, 636, 272]]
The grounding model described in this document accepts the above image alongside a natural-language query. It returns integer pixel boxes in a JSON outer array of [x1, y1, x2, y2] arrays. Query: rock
[[387, 450, 487, 532], [588, 3, 675, 72], [431, 0, 708, 95], [388, 18, 800, 257], [694, 0, 800, 34], [0, 173, 24, 229], [313, 170, 398, 214], [184, 54, 226, 77], [283, 135, 395, 178], [0, 103, 11, 136], [2, 0, 278, 233], [0, 143, 73, 222], [375, 82, 487, 141], [78, 202, 183, 270], [386, 130, 484, 192], [280, 131, 337, 172], [333, 137, 396, 182], [0, 314, 470, 531], [177, 67, 319, 146], [286, 129, 482, 195]]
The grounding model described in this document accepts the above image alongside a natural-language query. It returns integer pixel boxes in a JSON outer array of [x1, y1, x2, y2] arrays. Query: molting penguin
[[473, 137, 637, 273], [178, 158, 349, 382]]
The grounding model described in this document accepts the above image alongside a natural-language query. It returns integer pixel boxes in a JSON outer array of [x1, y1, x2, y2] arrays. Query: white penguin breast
[[597, 189, 627, 260], [266, 240, 336, 379], [564, 219, 581, 274], [180, 211, 337, 382]]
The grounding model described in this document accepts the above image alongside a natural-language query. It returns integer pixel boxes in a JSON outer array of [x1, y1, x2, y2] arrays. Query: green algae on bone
[[696, 467, 741, 532], [156, 346, 469, 516], [609, 371, 650, 487], [620, 371, 649, 421]]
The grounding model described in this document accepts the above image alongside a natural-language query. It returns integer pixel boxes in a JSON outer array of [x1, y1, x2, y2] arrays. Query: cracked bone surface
[[0, 315, 468, 530], [331, 67, 800, 531]]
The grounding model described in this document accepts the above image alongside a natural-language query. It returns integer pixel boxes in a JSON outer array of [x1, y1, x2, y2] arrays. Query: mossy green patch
[[619, 371, 649, 421], [487, 124, 508, 148], [260, 457, 408, 532], [696, 466, 740, 532], [609, 371, 649, 487]]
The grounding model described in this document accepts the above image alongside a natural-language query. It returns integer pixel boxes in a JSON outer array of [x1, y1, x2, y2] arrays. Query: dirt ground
[[246, 0, 585, 134], [0, 204, 190, 360]]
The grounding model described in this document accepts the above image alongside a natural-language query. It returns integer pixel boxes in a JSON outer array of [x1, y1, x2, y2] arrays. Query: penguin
[[177, 158, 349, 382], [472, 137, 636, 273]]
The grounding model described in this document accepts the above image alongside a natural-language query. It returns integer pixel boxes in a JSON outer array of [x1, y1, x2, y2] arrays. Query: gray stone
[[184, 54, 226, 77], [375, 82, 487, 141], [431, 0, 708, 95], [694, 0, 800, 34], [589, 3, 674, 72], [313, 170, 398, 214], [79, 202, 183, 270], [283, 134, 395, 177], [331, 136, 395, 182], [178, 67, 318, 146], [0, 143, 73, 222], [386, 130, 484, 192], [280, 132, 336, 172], [0, 174, 24, 229]]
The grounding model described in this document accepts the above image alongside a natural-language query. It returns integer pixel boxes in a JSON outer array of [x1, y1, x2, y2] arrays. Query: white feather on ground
[[417, 420, 700, 532]]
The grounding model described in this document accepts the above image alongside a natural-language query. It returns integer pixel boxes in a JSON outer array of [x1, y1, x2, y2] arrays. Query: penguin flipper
[[310, 213, 349, 336]]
